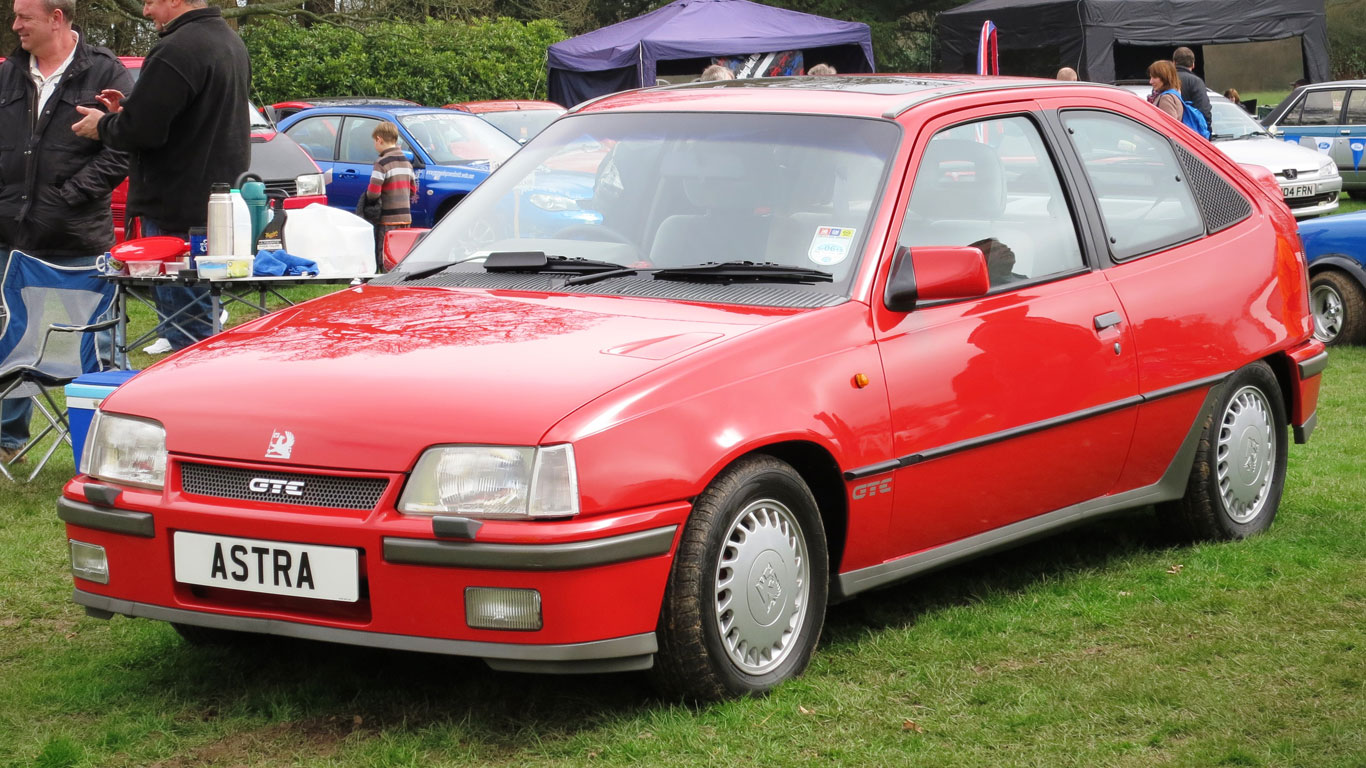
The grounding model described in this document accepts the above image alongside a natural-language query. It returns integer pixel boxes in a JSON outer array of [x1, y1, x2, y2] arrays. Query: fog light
[[465, 587, 542, 631], [69, 540, 109, 584]]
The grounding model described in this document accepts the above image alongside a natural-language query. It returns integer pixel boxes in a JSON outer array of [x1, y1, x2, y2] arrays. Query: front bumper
[[60, 476, 687, 673], [1282, 174, 1342, 219]]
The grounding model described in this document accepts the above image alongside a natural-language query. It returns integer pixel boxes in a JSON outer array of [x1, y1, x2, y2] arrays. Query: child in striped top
[[364, 121, 417, 269]]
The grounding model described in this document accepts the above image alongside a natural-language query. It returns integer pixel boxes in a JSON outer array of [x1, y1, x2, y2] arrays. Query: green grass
[[2, 306, 1366, 765]]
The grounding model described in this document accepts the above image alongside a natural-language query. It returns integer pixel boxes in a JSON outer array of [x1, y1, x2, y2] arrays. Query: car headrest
[[910, 138, 1007, 221]]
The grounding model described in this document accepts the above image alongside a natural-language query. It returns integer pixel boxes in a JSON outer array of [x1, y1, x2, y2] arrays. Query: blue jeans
[[0, 248, 112, 451], [142, 220, 212, 350]]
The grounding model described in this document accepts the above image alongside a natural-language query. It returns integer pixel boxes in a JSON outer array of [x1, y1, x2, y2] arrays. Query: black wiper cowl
[[484, 251, 622, 275], [653, 260, 833, 284]]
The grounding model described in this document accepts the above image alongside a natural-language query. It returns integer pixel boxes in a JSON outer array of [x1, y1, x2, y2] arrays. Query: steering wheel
[[554, 224, 633, 245]]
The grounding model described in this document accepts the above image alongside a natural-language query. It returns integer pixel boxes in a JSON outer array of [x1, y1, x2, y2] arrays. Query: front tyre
[[1159, 361, 1287, 541], [651, 455, 828, 701]]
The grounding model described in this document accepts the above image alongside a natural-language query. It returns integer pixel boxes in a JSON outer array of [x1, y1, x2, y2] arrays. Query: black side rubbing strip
[[842, 371, 1232, 479]]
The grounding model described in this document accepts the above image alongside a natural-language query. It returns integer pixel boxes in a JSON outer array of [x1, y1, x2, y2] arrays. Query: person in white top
[[0, 0, 132, 462]]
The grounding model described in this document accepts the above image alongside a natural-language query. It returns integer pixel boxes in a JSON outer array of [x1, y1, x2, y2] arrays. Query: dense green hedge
[[242, 17, 567, 106]]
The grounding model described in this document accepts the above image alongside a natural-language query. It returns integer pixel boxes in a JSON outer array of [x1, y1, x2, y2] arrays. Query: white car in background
[[1118, 85, 1341, 218]]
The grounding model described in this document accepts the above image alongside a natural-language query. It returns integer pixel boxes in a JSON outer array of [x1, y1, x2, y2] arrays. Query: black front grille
[[1286, 191, 1338, 209], [180, 462, 388, 510], [264, 180, 297, 198]]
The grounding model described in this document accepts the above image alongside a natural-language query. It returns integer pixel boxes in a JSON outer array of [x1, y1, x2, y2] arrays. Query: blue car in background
[[277, 105, 522, 227], [1300, 210, 1366, 345]]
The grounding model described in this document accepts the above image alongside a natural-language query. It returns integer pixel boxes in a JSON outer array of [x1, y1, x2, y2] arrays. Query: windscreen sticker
[[808, 226, 855, 266]]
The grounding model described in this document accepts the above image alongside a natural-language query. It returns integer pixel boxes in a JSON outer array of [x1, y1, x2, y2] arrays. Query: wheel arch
[[740, 440, 849, 580], [1308, 255, 1366, 290], [1262, 352, 1301, 429], [434, 193, 466, 222]]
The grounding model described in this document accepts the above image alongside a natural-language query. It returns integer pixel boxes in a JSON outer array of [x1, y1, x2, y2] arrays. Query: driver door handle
[[1094, 311, 1123, 331]]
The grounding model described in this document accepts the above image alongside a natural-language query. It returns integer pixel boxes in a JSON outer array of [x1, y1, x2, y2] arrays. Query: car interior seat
[[647, 145, 772, 268], [903, 138, 1035, 284]]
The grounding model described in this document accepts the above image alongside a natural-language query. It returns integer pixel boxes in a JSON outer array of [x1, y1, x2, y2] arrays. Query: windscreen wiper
[[652, 261, 834, 283], [482, 251, 623, 275]]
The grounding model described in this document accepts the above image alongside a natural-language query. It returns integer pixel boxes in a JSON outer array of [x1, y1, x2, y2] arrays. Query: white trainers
[[142, 338, 172, 354]]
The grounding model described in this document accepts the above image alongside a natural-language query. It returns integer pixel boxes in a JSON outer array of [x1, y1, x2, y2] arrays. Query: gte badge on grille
[[248, 478, 306, 496]]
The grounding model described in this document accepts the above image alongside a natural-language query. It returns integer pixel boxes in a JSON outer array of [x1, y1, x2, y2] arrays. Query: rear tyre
[[650, 455, 828, 701], [1158, 361, 1287, 541], [1309, 270, 1366, 346]]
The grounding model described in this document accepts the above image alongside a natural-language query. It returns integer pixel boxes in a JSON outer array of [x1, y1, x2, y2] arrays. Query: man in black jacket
[[72, 0, 249, 353], [1173, 46, 1213, 129], [0, 0, 132, 462]]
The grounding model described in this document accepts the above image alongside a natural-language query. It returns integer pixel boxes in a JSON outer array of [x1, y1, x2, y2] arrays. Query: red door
[[872, 109, 1140, 556]]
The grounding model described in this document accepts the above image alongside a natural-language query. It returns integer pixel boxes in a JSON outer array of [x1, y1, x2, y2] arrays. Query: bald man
[[1056, 67, 1078, 81]]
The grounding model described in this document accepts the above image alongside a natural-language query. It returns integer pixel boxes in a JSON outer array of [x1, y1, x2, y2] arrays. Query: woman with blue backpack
[[1147, 60, 1211, 139]]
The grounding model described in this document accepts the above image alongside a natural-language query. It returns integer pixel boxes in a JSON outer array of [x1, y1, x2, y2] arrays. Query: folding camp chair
[[0, 251, 116, 481]]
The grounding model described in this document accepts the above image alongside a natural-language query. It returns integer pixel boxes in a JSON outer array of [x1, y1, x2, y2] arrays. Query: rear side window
[[1279, 89, 1347, 127], [1061, 111, 1204, 260], [285, 116, 339, 162], [1346, 90, 1366, 126], [898, 116, 1084, 288]]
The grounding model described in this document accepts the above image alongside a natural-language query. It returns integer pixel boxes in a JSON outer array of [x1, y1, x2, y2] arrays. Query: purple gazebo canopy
[[547, 0, 874, 106]]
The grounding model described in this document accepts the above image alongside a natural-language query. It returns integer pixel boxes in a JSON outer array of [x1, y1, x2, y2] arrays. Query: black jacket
[[0, 35, 132, 259], [1177, 66, 1213, 127], [98, 7, 249, 231]]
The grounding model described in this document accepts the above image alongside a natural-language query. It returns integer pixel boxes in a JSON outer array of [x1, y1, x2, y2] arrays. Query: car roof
[[1292, 79, 1366, 89], [445, 100, 564, 113], [283, 105, 484, 121], [278, 97, 419, 107], [571, 74, 1116, 119]]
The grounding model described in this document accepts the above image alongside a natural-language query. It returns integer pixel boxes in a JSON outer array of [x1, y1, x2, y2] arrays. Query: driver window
[[898, 115, 1084, 287], [1061, 111, 1204, 260]]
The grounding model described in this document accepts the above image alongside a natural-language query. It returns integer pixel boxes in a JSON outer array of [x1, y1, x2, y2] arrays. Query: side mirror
[[404, 150, 426, 170], [383, 228, 431, 270], [883, 245, 990, 312]]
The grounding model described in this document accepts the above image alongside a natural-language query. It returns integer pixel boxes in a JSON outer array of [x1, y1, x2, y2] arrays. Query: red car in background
[[443, 99, 566, 144], [110, 59, 329, 240], [63, 76, 1325, 700]]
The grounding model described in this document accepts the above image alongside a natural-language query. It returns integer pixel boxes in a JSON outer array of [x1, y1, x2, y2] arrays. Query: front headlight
[[399, 444, 579, 519], [81, 411, 167, 489], [295, 173, 326, 196], [1318, 157, 1339, 177]]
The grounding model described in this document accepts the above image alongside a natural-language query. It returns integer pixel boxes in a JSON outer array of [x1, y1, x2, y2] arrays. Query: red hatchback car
[[61, 77, 1326, 700]]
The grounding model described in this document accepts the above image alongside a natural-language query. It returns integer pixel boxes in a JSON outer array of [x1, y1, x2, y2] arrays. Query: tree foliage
[[242, 17, 567, 105]]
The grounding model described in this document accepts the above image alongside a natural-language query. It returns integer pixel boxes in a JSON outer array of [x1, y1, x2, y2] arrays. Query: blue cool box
[[65, 370, 139, 470]]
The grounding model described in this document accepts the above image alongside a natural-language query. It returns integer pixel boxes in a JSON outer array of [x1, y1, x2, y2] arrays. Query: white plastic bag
[[281, 204, 376, 277]]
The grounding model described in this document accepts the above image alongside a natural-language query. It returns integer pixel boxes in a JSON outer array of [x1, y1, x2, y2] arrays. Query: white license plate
[[173, 531, 359, 602], [1283, 184, 1315, 198]]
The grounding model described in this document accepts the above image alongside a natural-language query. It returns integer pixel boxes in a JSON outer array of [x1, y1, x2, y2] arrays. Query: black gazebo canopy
[[937, 0, 1330, 84]]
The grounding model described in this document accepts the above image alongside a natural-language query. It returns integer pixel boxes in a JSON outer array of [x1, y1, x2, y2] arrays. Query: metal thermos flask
[[207, 183, 233, 258]]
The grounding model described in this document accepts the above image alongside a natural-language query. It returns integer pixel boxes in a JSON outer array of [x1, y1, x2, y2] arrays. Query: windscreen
[[400, 112, 901, 296], [398, 113, 520, 166]]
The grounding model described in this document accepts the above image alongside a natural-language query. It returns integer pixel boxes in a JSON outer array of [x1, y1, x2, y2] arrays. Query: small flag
[[1351, 141, 1363, 173], [977, 21, 998, 76]]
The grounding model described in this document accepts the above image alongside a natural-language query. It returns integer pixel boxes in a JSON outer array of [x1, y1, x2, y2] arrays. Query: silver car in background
[[1118, 85, 1340, 218]]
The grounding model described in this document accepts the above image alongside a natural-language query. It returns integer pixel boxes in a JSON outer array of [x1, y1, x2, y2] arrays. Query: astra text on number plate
[[173, 532, 359, 602]]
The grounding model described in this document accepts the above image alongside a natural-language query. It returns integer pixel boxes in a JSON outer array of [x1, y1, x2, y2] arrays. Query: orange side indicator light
[[854, 373, 869, 389]]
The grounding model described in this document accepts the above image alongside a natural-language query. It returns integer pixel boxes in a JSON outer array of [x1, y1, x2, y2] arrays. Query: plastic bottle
[[229, 187, 251, 259], [207, 183, 234, 258], [240, 180, 269, 253], [256, 194, 288, 252]]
